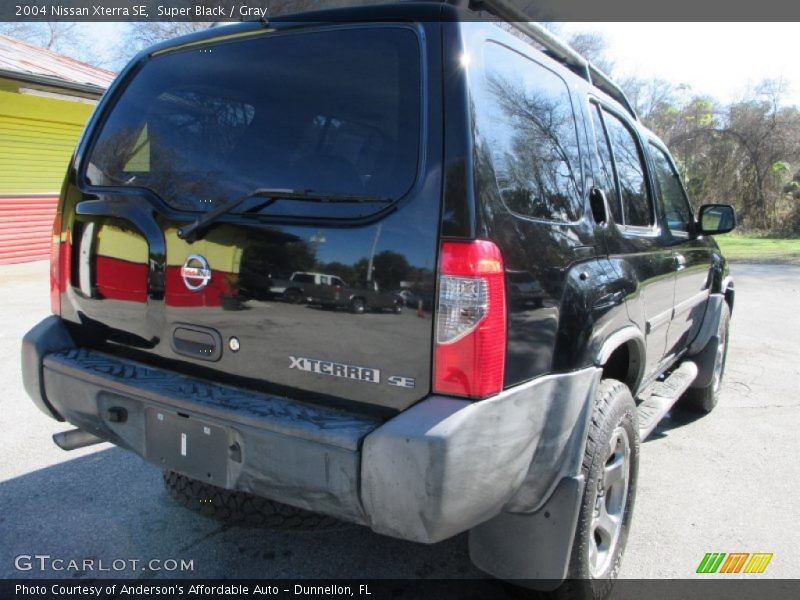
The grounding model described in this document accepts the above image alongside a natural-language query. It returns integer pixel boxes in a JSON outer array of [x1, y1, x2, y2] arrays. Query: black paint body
[[52, 4, 730, 417]]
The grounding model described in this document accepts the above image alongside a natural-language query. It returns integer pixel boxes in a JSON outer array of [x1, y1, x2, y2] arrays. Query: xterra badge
[[289, 356, 380, 383]]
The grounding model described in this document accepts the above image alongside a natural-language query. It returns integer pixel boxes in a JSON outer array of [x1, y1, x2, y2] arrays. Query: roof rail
[[587, 63, 637, 120], [447, 0, 638, 120]]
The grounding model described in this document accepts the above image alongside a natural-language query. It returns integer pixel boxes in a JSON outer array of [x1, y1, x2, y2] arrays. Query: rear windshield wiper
[[177, 188, 391, 242]]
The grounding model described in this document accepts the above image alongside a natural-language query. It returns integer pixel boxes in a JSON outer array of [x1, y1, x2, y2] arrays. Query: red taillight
[[433, 240, 506, 399], [49, 211, 68, 315]]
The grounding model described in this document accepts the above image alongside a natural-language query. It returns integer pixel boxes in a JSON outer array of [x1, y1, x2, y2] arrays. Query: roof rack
[[447, 0, 638, 120]]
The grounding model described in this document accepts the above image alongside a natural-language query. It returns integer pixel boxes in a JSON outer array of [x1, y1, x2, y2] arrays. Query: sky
[[561, 22, 800, 106], [75, 22, 126, 69], [73, 22, 800, 107]]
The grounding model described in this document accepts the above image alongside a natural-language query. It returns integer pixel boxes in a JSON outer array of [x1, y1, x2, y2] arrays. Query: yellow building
[[0, 35, 114, 263]]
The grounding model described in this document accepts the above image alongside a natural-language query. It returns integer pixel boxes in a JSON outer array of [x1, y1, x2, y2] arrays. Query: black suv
[[21, 1, 736, 594]]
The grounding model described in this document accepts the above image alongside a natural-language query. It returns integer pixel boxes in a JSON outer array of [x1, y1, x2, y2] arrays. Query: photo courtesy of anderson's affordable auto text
[[1, 1, 799, 599]]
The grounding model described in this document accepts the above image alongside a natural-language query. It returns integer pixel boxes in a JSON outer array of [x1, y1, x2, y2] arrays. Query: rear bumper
[[22, 316, 599, 549]]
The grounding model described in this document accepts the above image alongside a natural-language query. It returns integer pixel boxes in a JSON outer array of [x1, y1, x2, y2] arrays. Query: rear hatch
[[59, 23, 440, 413]]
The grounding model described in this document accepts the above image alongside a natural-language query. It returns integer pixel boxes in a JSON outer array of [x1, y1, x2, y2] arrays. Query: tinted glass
[[650, 144, 693, 234], [475, 42, 583, 223], [590, 105, 622, 223], [85, 28, 421, 218], [602, 110, 653, 227]]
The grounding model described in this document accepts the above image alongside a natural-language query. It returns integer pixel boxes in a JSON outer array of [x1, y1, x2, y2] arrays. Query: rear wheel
[[283, 288, 303, 304], [680, 303, 730, 414], [162, 470, 345, 530], [349, 297, 366, 314], [560, 379, 639, 599]]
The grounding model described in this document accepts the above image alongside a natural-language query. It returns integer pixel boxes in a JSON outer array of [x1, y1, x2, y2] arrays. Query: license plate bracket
[[145, 408, 229, 485]]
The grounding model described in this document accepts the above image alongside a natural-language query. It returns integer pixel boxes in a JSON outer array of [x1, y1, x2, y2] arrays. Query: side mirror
[[697, 204, 736, 235]]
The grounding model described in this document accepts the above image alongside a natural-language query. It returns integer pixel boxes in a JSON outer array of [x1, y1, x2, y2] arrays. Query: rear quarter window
[[473, 41, 584, 223]]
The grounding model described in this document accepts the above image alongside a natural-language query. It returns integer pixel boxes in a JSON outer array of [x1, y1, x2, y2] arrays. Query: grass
[[715, 233, 800, 264]]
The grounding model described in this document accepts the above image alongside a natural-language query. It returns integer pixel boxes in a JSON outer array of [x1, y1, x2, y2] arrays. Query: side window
[[602, 109, 653, 228], [590, 104, 622, 224], [475, 42, 583, 223], [649, 144, 694, 234]]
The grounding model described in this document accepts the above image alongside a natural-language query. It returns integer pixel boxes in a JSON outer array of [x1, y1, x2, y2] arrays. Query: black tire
[[560, 379, 639, 600], [680, 303, 731, 414], [283, 288, 303, 304], [163, 470, 345, 530], [349, 297, 366, 314]]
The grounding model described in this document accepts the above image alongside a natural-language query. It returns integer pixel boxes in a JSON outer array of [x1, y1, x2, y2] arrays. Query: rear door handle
[[674, 254, 687, 270]]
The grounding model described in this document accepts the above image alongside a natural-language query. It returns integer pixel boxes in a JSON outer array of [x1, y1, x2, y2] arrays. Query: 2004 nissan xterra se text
[[21, 1, 737, 597]]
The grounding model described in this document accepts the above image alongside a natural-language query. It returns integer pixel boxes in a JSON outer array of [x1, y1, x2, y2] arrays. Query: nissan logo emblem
[[181, 254, 212, 291]]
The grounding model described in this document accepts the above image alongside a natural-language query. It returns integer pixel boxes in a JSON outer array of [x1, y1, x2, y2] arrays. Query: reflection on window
[[602, 110, 653, 227], [650, 144, 693, 234], [476, 42, 583, 223], [590, 105, 621, 223], [85, 28, 421, 217]]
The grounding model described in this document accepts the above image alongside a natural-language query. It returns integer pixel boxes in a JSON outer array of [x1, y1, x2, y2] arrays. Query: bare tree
[[2, 21, 73, 52], [567, 31, 614, 75], [122, 22, 211, 53], [641, 79, 800, 231], [0, 22, 39, 42], [535, 27, 800, 234], [0, 21, 102, 64]]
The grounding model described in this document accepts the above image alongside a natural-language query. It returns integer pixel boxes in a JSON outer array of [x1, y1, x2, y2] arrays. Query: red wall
[[0, 195, 57, 264]]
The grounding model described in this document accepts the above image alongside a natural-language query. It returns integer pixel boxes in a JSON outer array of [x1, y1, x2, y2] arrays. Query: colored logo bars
[[696, 552, 773, 574]]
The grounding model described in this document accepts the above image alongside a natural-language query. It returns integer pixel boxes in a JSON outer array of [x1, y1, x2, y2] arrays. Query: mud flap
[[468, 475, 584, 589], [686, 294, 725, 389]]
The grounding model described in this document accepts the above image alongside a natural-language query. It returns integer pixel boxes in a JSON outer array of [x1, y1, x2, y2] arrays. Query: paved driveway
[[1, 261, 797, 580]]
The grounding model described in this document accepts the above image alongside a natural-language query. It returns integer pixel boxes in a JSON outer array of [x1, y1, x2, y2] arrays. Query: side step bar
[[53, 428, 105, 451], [637, 361, 698, 441]]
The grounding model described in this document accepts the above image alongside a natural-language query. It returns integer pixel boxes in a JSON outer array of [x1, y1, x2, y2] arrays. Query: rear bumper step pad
[[43, 348, 381, 524]]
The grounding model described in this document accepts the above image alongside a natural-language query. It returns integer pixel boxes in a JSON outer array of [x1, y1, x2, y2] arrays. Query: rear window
[[85, 27, 421, 219]]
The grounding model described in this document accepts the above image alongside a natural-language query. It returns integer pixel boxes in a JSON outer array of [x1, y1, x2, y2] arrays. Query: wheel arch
[[594, 327, 646, 394]]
